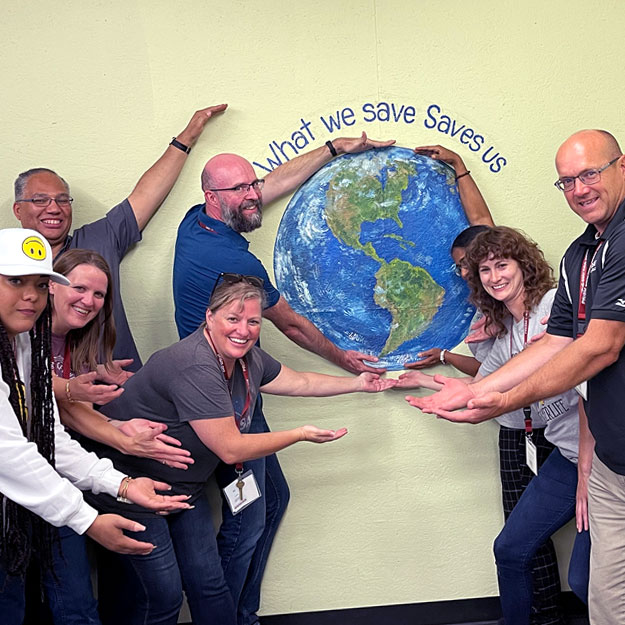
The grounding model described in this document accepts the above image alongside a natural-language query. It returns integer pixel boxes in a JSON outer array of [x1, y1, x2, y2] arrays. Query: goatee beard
[[224, 200, 263, 233]]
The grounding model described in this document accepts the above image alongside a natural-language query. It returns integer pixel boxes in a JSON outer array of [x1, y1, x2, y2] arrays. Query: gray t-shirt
[[467, 310, 495, 363], [85, 328, 282, 516], [478, 289, 579, 462]]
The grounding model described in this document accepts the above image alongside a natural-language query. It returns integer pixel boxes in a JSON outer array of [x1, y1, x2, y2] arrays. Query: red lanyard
[[509, 311, 533, 434], [62, 340, 71, 379], [577, 241, 604, 335], [197, 218, 218, 234], [205, 331, 251, 429]]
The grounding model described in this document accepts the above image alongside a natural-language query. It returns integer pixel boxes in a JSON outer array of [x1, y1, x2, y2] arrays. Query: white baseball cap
[[0, 229, 70, 285]]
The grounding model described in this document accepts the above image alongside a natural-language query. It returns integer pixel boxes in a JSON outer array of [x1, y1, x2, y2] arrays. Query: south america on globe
[[273, 146, 475, 370]]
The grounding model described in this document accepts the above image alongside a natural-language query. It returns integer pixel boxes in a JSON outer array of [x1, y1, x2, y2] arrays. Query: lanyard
[[62, 340, 71, 379], [197, 218, 218, 234], [577, 240, 604, 336], [509, 311, 533, 434], [204, 330, 251, 429]]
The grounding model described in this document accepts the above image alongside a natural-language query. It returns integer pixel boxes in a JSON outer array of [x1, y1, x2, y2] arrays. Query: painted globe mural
[[273, 146, 475, 370]]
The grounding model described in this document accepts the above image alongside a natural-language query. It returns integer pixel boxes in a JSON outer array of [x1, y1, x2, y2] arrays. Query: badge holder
[[222, 464, 262, 515], [523, 406, 538, 476]]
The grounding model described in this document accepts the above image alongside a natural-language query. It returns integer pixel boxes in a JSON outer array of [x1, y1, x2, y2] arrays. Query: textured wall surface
[[0, 0, 618, 616]]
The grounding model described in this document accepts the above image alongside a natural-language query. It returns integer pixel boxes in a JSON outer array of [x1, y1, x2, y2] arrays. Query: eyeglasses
[[208, 179, 265, 194], [554, 157, 620, 192], [17, 195, 74, 208], [452, 260, 467, 277], [209, 272, 264, 303]]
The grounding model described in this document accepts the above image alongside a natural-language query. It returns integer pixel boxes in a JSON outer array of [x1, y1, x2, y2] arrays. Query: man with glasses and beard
[[172, 133, 395, 625]]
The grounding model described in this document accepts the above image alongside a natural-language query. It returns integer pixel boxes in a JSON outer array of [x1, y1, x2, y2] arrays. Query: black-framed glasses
[[554, 157, 620, 192], [17, 195, 74, 208], [209, 272, 264, 302], [208, 179, 265, 194]]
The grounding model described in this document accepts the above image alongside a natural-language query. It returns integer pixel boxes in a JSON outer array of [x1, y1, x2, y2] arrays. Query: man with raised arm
[[13, 104, 227, 372], [173, 132, 399, 625], [407, 129, 625, 625]]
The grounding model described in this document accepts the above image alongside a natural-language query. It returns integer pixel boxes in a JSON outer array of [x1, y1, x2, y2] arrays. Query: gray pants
[[588, 452, 625, 624]]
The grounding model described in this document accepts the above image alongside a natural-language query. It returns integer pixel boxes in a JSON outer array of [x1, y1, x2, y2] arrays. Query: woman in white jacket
[[0, 228, 190, 625]]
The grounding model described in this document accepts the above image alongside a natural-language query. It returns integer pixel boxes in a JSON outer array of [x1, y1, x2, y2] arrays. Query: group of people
[[1, 100, 624, 625], [403, 130, 625, 625]]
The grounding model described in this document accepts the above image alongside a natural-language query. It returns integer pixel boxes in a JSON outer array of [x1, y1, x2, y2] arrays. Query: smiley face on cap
[[22, 235, 47, 261]]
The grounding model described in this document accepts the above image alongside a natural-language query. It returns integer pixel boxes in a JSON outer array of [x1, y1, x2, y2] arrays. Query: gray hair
[[14, 168, 70, 200]]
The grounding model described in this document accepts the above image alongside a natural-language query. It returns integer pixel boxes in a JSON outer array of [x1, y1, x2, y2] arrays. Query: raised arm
[[262, 132, 395, 204], [263, 296, 383, 374], [414, 145, 494, 226], [128, 104, 228, 230]]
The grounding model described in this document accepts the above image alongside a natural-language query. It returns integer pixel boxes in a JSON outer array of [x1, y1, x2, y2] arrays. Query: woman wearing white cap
[[0, 228, 192, 625]]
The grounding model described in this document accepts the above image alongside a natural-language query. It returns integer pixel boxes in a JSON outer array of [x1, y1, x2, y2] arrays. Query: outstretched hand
[[117, 419, 194, 469], [427, 391, 509, 424], [86, 514, 155, 555], [356, 372, 397, 392], [334, 132, 395, 155], [96, 359, 134, 386], [67, 372, 124, 405], [124, 477, 192, 513], [465, 316, 496, 344], [299, 425, 348, 443], [395, 369, 436, 390], [404, 375, 474, 412]]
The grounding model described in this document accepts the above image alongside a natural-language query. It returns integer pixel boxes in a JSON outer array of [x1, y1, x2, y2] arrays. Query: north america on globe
[[273, 146, 474, 370]]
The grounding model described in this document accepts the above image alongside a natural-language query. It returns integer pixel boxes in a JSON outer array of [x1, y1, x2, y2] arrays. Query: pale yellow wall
[[0, 0, 619, 616]]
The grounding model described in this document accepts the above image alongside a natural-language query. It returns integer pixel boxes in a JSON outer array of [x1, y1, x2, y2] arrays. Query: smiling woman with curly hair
[[464, 226, 556, 337]]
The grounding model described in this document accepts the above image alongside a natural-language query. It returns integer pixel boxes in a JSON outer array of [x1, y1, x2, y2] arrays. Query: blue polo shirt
[[548, 198, 625, 474], [173, 204, 281, 339]]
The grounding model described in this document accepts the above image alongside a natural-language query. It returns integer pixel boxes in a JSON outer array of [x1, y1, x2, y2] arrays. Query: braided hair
[[0, 300, 57, 576]]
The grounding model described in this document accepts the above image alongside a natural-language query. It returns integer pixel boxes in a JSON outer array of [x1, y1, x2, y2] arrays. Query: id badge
[[222, 469, 262, 515], [525, 436, 538, 476], [575, 381, 588, 401]]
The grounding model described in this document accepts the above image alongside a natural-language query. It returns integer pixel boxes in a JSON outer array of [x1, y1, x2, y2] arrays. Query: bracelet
[[439, 349, 447, 365], [116, 476, 133, 504], [65, 379, 75, 403], [170, 137, 191, 154], [325, 140, 338, 157], [455, 170, 471, 181]]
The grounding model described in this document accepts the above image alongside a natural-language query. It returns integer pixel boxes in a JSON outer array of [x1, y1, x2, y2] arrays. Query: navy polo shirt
[[548, 198, 625, 474], [172, 204, 281, 339]]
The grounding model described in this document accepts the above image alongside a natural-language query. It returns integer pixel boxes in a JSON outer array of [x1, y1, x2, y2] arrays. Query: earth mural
[[273, 146, 475, 370]]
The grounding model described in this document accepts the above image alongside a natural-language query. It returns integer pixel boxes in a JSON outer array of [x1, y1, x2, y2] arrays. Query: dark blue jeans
[[2, 526, 99, 625], [101, 495, 237, 625], [216, 403, 290, 625], [494, 448, 591, 625]]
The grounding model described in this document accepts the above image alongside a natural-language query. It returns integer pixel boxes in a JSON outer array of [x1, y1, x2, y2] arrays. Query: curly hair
[[0, 301, 57, 576], [52, 249, 116, 374], [464, 226, 556, 337]]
